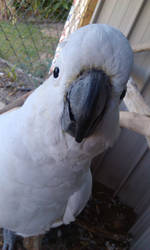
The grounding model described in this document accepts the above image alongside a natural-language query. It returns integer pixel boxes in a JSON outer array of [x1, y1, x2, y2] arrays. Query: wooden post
[[79, 0, 99, 27], [23, 235, 43, 250]]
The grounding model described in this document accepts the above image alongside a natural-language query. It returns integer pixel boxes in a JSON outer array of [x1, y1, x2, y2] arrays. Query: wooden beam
[[120, 111, 150, 137], [79, 0, 99, 27], [132, 43, 150, 53], [90, 0, 105, 24]]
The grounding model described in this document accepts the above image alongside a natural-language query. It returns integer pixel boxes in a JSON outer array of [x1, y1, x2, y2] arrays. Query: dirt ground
[[0, 62, 136, 250], [0, 58, 40, 107], [40, 182, 136, 250]]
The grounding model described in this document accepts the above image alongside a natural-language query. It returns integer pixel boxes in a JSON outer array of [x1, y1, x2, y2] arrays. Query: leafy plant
[[10, 0, 73, 21], [5, 65, 17, 81]]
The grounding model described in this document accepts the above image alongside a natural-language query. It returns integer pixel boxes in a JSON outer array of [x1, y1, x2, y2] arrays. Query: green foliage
[[10, 0, 73, 21], [5, 65, 17, 81]]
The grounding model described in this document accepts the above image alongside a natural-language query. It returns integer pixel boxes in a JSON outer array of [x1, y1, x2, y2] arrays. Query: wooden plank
[[130, 206, 150, 240], [90, 0, 105, 24], [131, 226, 150, 250], [94, 0, 118, 24], [119, 0, 145, 37], [133, 43, 150, 53], [91, 0, 145, 38], [129, 0, 150, 45], [93, 128, 147, 190], [113, 147, 148, 199], [135, 190, 150, 215], [130, 205, 150, 242], [91, 151, 107, 178], [106, 0, 131, 30], [118, 148, 150, 208], [79, 0, 99, 27]]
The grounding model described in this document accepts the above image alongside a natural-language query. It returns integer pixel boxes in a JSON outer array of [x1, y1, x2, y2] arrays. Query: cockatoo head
[[52, 24, 133, 143]]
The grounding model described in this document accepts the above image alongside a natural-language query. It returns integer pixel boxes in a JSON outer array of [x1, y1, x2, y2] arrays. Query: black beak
[[61, 69, 111, 143]]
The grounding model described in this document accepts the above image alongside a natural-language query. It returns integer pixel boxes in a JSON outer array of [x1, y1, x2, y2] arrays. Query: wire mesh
[[0, 0, 72, 84]]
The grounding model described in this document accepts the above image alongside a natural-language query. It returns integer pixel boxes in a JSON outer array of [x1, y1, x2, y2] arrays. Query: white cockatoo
[[0, 24, 133, 249]]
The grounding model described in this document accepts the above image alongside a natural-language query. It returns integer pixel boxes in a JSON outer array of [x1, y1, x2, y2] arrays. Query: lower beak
[[61, 69, 111, 143]]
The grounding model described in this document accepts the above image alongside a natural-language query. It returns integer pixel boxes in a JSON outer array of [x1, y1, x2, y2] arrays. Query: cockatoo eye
[[120, 89, 126, 100], [53, 67, 59, 78]]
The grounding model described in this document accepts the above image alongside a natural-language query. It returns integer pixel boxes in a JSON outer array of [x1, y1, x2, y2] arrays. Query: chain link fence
[[0, 0, 72, 86]]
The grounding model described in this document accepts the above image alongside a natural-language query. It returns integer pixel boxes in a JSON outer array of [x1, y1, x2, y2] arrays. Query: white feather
[[0, 24, 133, 236]]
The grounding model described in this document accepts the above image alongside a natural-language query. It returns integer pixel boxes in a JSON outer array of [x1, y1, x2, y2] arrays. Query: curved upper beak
[[61, 69, 111, 143]]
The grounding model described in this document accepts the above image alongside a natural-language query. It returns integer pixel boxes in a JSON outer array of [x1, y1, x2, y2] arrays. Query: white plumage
[[0, 24, 133, 237]]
